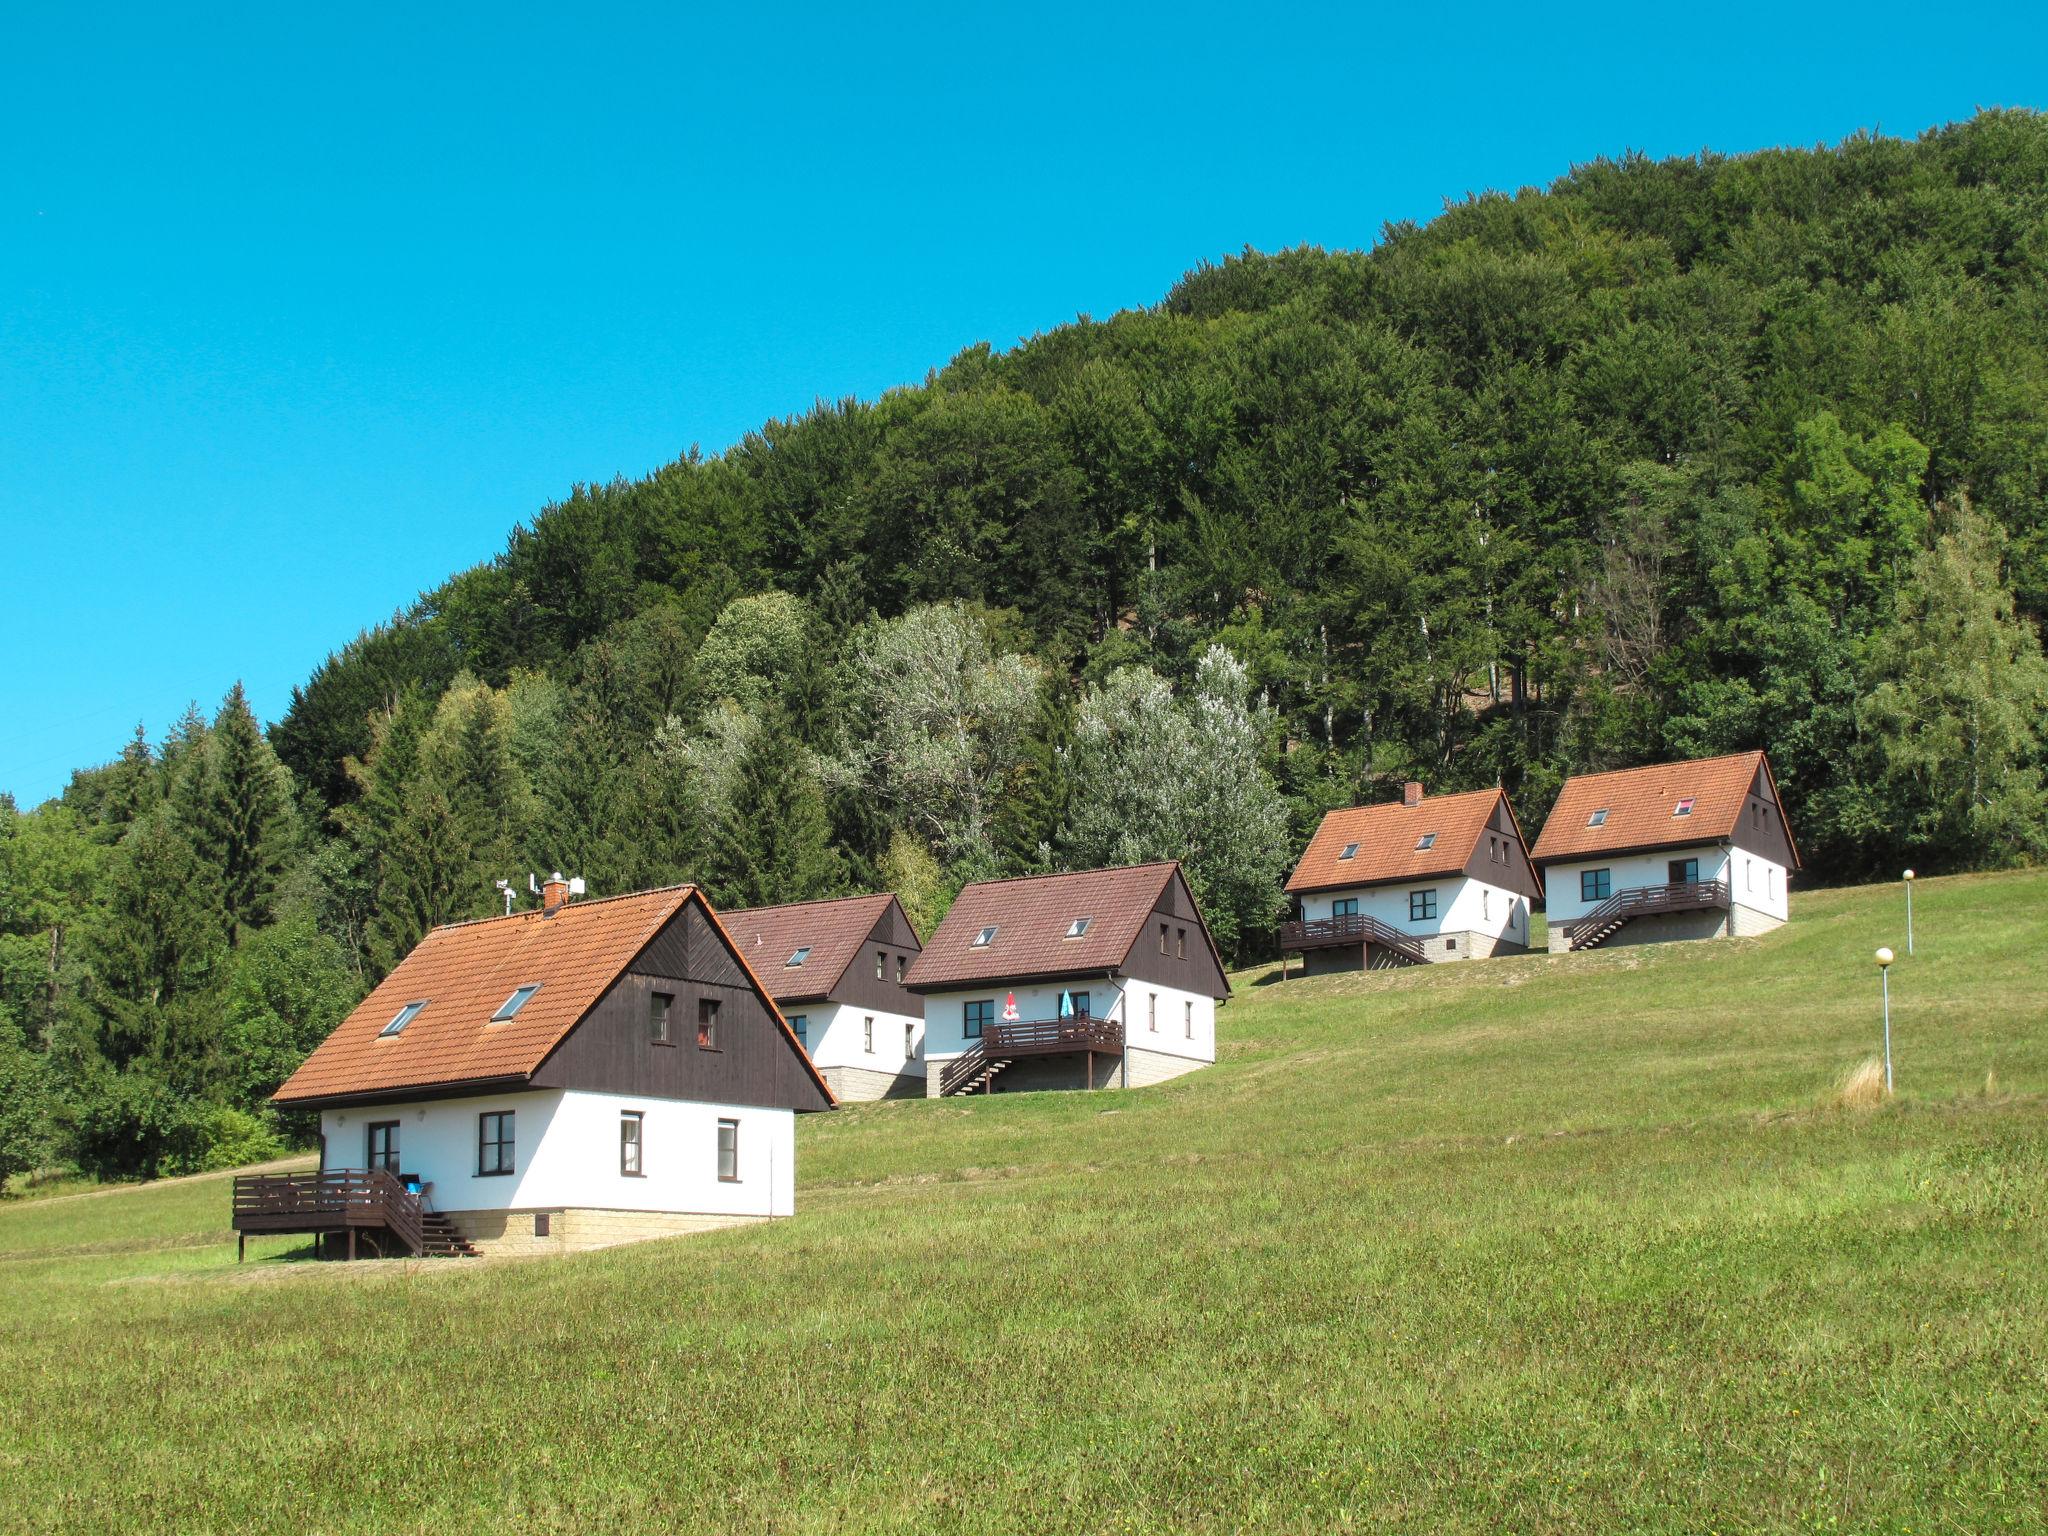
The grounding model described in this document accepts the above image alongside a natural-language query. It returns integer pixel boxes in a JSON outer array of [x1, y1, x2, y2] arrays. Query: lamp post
[[1875, 947, 1895, 1093], [1902, 869, 1916, 955]]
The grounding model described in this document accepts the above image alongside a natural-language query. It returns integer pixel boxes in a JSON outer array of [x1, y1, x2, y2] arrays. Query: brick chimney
[[541, 872, 570, 913], [1403, 781, 1423, 808]]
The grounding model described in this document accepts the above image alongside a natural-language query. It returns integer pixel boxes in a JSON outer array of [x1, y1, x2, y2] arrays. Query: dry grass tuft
[[1984, 1068, 2002, 1098], [1835, 1057, 1891, 1110]]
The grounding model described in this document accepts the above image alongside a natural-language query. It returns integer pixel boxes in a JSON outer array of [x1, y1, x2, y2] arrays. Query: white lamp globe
[[1875, 946, 1895, 968]]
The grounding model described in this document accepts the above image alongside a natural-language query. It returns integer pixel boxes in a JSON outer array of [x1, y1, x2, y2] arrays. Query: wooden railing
[[1568, 878, 1729, 951], [1278, 912, 1428, 964], [230, 1167, 425, 1256]]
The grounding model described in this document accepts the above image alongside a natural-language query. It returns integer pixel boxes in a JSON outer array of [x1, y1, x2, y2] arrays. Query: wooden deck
[[1277, 912, 1428, 967], [1568, 879, 1730, 951], [940, 1015, 1125, 1096], [230, 1168, 476, 1260]]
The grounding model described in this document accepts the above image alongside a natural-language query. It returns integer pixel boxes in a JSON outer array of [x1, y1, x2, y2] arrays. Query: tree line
[[5, 112, 2048, 1185]]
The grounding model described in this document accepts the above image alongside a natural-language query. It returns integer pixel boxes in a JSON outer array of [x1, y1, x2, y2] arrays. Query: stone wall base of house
[[1122, 1045, 1209, 1089], [439, 1207, 770, 1257], [1549, 904, 1789, 953], [819, 1062, 923, 1102]]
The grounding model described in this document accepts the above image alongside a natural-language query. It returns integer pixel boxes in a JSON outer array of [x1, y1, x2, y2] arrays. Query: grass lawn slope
[[1, 871, 2043, 1533]]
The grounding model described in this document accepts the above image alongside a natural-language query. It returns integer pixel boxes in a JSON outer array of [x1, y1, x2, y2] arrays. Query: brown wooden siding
[[825, 899, 926, 1015], [530, 904, 832, 1112], [1117, 867, 1230, 998], [1730, 764, 1799, 868], [1460, 794, 1543, 899]]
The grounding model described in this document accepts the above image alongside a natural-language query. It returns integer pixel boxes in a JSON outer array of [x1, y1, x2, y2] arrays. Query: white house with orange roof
[[1528, 750, 1799, 952], [1281, 782, 1542, 973]]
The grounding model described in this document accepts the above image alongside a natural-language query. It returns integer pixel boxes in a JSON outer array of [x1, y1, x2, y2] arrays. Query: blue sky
[[3, 2, 2043, 805]]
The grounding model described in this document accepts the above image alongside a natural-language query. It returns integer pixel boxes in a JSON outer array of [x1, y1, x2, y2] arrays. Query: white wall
[[320, 1088, 795, 1218], [1298, 875, 1531, 949], [786, 1001, 923, 1076], [1542, 843, 1788, 925], [921, 979, 1215, 1066]]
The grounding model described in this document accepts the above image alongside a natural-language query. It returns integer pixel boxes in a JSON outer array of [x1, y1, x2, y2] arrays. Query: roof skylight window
[[1588, 808, 1609, 827], [1673, 798, 1695, 817], [971, 925, 998, 948], [1066, 917, 1091, 939], [786, 946, 812, 967], [380, 1000, 428, 1037], [1338, 842, 1359, 860], [1416, 832, 1437, 850], [491, 984, 542, 1022]]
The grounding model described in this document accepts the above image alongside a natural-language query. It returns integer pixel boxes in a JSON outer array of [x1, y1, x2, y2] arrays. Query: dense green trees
[[8, 112, 2048, 1185]]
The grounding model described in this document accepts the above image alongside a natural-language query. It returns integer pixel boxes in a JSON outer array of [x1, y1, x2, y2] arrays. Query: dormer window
[[1588, 808, 1608, 827], [1338, 842, 1359, 860], [1066, 917, 1091, 939], [971, 925, 998, 948], [1674, 798, 1695, 818], [785, 946, 811, 968], [380, 1000, 428, 1037], [491, 984, 542, 1022], [1415, 832, 1436, 851]]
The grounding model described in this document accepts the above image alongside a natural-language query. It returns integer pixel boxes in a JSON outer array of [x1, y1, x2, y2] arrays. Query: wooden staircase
[[1569, 879, 1730, 951], [939, 1043, 1013, 1096], [418, 1211, 481, 1258]]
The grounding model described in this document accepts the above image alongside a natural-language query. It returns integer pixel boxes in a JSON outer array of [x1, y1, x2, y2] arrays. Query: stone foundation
[[819, 1062, 923, 1102], [440, 1207, 769, 1256], [1548, 903, 1791, 953]]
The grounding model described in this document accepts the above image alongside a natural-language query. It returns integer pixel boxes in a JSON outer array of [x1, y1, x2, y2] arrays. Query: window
[[964, 999, 993, 1039], [1581, 868, 1612, 902], [786, 946, 811, 968], [896, 955, 907, 982], [1148, 993, 1158, 1031], [1750, 803, 1760, 828], [716, 1119, 739, 1181], [697, 997, 719, 1050], [1069, 991, 1091, 1018], [876, 950, 886, 980], [478, 1111, 515, 1176], [380, 1000, 428, 1037], [1674, 797, 1695, 817], [1482, 890, 1490, 921], [620, 1112, 643, 1177], [790, 1013, 808, 1049], [1409, 889, 1437, 922], [1416, 832, 1437, 851], [1331, 897, 1359, 918], [1338, 842, 1359, 860], [650, 991, 673, 1045], [864, 1016, 874, 1053], [971, 925, 997, 948], [1177, 927, 1186, 959], [1668, 858, 1699, 885], [905, 1021, 915, 1059], [1445, 937, 1458, 952], [1066, 916, 1092, 939], [1184, 999, 1194, 1038], [1588, 808, 1609, 827], [533, 1213, 551, 1238], [491, 984, 541, 1022], [366, 1121, 399, 1174], [1159, 922, 1169, 954]]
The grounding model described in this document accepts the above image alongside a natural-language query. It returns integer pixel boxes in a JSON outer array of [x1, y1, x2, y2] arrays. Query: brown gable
[[906, 863, 1181, 991], [1287, 788, 1520, 895], [1529, 751, 1798, 868], [274, 886, 832, 1108], [723, 893, 905, 1005]]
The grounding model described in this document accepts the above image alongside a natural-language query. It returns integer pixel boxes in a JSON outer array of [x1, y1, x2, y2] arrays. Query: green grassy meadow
[[2, 871, 2043, 1533]]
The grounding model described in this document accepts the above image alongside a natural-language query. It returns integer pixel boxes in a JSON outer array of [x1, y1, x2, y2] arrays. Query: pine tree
[[199, 682, 290, 943], [701, 709, 844, 909]]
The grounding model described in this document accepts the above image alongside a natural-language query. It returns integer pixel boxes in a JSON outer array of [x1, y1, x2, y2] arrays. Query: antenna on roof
[[493, 878, 515, 917], [528, 873, 541, 896]]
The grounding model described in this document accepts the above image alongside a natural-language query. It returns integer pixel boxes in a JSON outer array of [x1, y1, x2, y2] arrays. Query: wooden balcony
[[1277, 912, 1427, 966], [1568, 879, 1730, 952], [230, 1168, 474, 1260], [940, 1014, 1124, 1096]]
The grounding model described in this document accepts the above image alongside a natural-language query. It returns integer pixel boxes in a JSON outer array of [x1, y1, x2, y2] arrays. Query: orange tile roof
[[724, 892, 904, 1004], [274, 885, 830, 1106], [1529, 750, 1793, 865], [907, 862, 1223, 991], [1286, 788, 1517, 894]]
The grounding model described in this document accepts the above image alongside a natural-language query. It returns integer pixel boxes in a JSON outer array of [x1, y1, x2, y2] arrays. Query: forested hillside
[[5, 113, 2048, 1180]]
